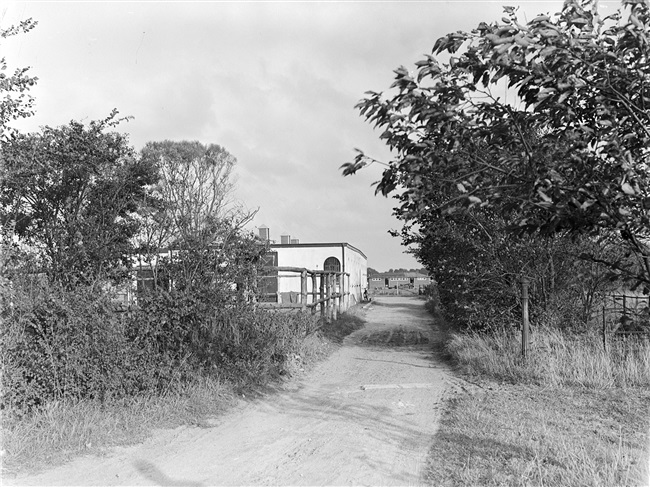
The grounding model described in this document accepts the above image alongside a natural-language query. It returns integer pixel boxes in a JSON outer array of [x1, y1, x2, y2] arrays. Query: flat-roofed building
[[368, 271, 432, 290], [257, 227, 367, 308]]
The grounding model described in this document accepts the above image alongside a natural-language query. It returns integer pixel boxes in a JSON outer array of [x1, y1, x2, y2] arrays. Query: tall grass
[[447, 327, 650, 388], [429, 323, 650, 486]]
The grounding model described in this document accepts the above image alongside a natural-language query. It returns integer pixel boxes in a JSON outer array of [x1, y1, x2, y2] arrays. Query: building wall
[[343, 244, 368, 306], [368, 277, 384, 290], [388, 277, 409, 288], [270, 243, 367, 305], [367, 274, 432, 290]]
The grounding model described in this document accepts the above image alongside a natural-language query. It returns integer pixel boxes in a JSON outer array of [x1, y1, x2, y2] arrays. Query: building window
[[136, 268, 155, 293]]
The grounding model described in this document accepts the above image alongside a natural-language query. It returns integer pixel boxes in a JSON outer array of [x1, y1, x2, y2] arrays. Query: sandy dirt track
[[8, 296, 453, 486]]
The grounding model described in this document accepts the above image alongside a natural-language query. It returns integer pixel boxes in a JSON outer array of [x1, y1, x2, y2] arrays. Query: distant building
[[368, 276, 384, 290], [368, 271, 432, 290]]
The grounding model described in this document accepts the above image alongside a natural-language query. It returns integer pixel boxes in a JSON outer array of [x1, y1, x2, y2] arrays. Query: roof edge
[[269, 242, 367, 260]]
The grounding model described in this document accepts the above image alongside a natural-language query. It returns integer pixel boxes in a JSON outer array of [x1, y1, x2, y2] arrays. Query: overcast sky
[[3, 0, 594, 270]]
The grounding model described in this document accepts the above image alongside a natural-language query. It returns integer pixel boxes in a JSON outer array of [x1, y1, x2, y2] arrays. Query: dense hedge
[[1, 278, 316, 414], [2, 281, 138, 411], [131, 288, 314, 384]]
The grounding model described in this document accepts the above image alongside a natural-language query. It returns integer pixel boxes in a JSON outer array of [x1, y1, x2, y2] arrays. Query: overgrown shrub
[[1, 274, 317, 415], [130, 286, 315, 385], [1, 279, 155, 412]]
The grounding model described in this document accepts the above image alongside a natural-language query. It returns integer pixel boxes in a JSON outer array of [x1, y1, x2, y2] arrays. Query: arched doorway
[[324, 256, 341, 284], [324, 256, 341, 272]]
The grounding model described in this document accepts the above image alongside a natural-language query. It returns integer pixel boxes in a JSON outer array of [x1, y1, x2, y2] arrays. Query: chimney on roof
[[280, 234, 291, 245], [258, 225, 270, 241]]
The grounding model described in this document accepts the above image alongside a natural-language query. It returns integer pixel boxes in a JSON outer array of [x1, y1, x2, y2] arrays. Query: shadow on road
[[133, 460, 204, 487], [353, 356, 444, 370], [255, 388, 429, 485], [320, 313, 366, 344], [368, 298, 430, 313]]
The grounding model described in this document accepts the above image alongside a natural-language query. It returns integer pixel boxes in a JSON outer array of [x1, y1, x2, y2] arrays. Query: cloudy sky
[[3, 0, 584, 270]]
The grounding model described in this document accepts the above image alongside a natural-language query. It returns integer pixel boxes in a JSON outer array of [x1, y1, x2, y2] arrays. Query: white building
[[258, 228, 367, 309]]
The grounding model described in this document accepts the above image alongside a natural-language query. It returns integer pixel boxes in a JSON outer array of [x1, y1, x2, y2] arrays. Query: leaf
[[569, 17, 588, 26], [530, 15, 550, 24], [621, 182, 635, 195], [557, 91, 570, 105], [580, 199, 595, 210]]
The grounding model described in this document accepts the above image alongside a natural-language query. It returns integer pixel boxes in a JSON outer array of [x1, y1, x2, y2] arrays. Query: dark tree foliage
[[0, 112, 158, 285], [343, 0, 650, 289], [405, 209, 618, 330]]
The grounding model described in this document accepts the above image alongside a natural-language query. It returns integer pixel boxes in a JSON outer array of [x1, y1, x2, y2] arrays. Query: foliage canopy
[[1, 112, 158, 284], [343, 0, 650, 288]]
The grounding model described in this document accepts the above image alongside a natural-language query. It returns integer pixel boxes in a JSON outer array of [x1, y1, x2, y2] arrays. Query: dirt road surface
[[8, 296, 454, 486]]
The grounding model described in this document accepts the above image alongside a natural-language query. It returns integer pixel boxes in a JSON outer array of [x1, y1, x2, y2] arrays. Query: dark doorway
[[260, 251, 278, 302], [324, 257, 341, 284]]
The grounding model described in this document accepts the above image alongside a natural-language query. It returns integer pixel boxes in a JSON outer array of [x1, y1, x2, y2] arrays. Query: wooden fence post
[[326, 273, 333, 322], [330, 273, 336, 321], [332, 274, 341, 321], [521, 277, 530, 359], [320, 273, 325, 319], [311, 273, 317, 313], [300, 270, 307, 312]]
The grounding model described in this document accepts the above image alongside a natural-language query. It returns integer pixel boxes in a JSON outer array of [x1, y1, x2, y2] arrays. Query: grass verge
[[1, 377, 236, 477], [426, 317, 650, 486], [426, 383, 649, 486]]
